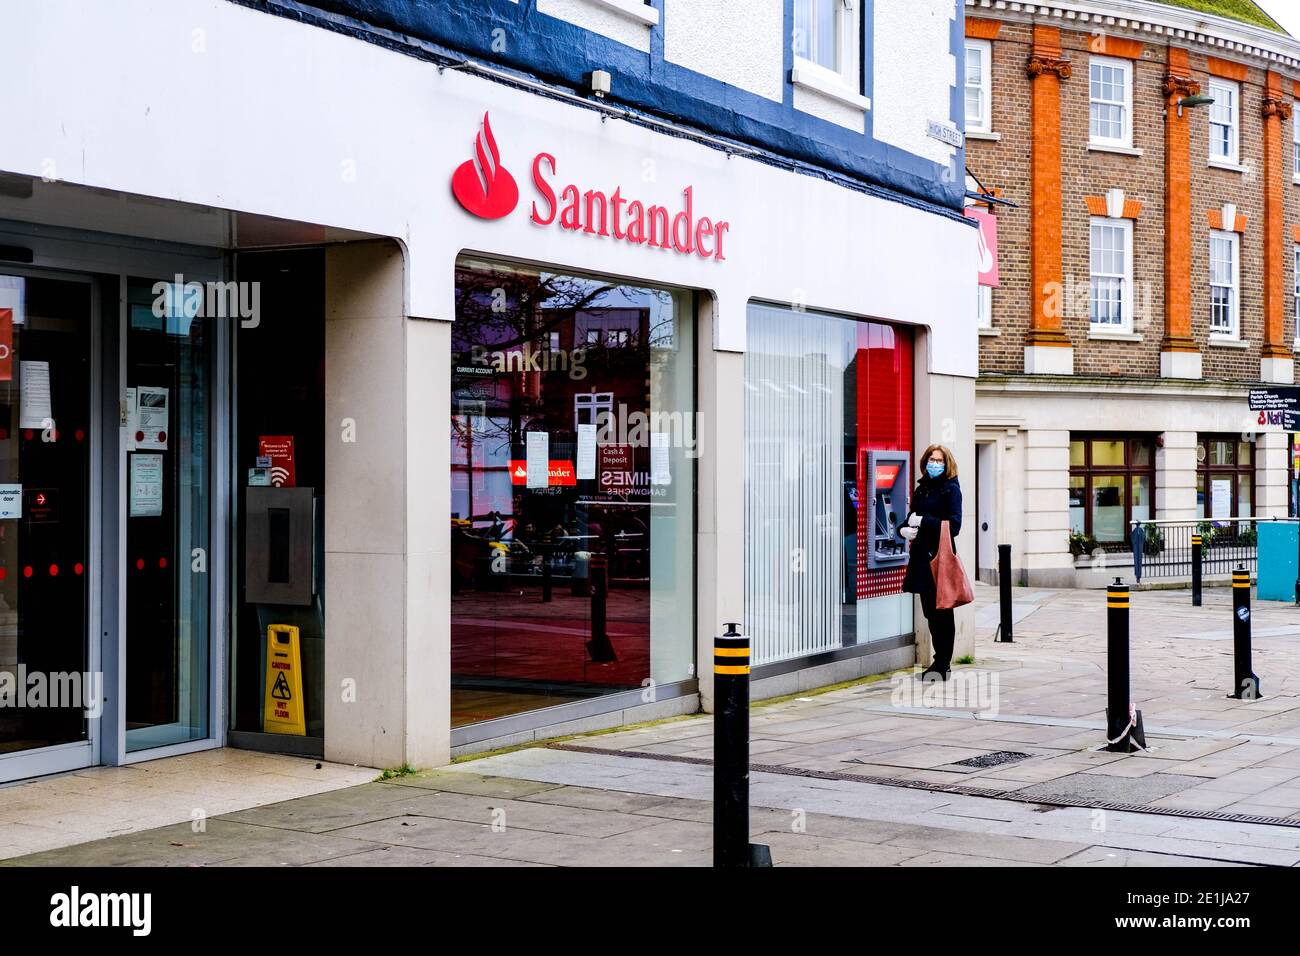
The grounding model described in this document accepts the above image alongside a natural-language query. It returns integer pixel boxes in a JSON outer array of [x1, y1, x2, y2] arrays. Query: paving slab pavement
[[6, 582, 1300, 866]]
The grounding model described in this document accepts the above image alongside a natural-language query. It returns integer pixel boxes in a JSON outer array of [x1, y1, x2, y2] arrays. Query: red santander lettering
[[530, 153, 557, 225], [527, 154, 726, 261]]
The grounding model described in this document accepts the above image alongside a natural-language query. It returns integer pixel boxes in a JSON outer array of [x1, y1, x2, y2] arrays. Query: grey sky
[[1257, 1, 1300, 38]]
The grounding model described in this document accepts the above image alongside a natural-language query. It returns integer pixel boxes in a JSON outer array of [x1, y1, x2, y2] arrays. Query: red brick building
[[965, 0, 1300, 586]]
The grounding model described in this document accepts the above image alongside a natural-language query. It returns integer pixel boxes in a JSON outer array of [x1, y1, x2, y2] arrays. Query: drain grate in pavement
[[951, 750, 1034, 769], [1015, 772, 1204, 806]]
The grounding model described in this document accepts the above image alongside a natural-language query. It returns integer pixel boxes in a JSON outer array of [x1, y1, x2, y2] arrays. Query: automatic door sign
[[263, 624, 306, 735], [0, 484, 20, 520]]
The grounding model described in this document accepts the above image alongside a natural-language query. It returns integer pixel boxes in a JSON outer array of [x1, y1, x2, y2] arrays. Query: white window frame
[[574, 391, 614, 429], [965, 39, 992, 134], [1293, 108, 1300, 182], [1089, 56, 1133, 150], [1208, 79, 1240, 166], [1293, 245, 1300, 346], [791, 0, 864, 107], [976, 283, 993, 330], [1089, 217, 1134, 333], [1209, 229, 1240, 339]]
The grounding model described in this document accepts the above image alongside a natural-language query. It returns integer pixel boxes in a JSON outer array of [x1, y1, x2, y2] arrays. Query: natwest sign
[[452, 112, 730, 261]]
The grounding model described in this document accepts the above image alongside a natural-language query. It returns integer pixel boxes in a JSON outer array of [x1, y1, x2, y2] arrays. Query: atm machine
[[863, 450, 911, 570]]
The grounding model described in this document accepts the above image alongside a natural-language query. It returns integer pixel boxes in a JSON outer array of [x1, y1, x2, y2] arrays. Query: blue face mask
[[926, 461, 945, 479]]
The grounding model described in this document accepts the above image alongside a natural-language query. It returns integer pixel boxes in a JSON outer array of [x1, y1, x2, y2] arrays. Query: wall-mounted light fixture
[[1178, 93, 1215, 118], [588, 70, 612, 100]]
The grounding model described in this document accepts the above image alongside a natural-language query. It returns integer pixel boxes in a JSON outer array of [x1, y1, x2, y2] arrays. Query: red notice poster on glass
[[0, 308, 11, 382], [258, 436, 296, 487]]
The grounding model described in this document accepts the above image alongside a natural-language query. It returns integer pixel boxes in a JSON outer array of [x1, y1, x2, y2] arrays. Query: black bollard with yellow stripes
[[1230, 566, 1261, 700], [713, 624, 771, 868], [1105, 579, 1146, 752], [1191, 534, 1203, 607]]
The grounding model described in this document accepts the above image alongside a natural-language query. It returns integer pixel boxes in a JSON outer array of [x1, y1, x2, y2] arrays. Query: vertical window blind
[[744, 304, 852, 665]]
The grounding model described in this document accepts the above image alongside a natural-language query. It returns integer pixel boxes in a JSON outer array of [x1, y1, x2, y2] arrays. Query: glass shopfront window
[[1196, 435, 1253, 518], [744, 303, 914, 667], [1068, 435, 1156, 545], [0, 274, 92, 760], [449, 257, 695, 727]]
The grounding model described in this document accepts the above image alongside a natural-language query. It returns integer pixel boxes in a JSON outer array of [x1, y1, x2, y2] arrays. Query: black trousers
[[919, 588, 955, 671]]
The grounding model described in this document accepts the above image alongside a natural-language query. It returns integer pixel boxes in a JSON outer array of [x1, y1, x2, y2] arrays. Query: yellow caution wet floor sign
[[263, 624, 305, 735]]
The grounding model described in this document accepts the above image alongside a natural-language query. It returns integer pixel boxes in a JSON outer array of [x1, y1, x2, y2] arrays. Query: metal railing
[[1129, 517, 1283, 580]]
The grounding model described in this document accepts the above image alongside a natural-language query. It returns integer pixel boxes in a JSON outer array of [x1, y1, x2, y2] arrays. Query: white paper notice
[[576, 424, 597, 481], [130, 454, 164, 517], [526, 431, 550, 489], [650, 432, 672, 486], [0, 483, 21, 520], [135, 385, 169, 450], [19, 361, 52, 430], [1211, 479, 1232, 519]]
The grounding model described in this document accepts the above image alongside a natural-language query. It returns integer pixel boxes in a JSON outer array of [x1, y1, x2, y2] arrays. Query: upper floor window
[[965, 40, 992, 133], [1293, 245, 1300, 342], [1089, 57, 1132, 149], [1293, 109, 1300, 181], [1089, 217, 1133, 331], [977, 284, 992, 330], [1209, 230, 1239, 338], [793, 0, 843, 72], [1209, 79, 1240, 165]]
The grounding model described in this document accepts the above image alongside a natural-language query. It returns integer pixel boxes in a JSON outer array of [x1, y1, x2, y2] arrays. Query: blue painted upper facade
[[234, 0, 968, 217]]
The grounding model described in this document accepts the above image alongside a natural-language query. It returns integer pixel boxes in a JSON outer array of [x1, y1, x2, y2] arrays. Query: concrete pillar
[[405, 317, 451, 768], [1023, 428, 1073, 587], [696, 297, 744, 713], [1156, 431, 1198, 520], [1256, 432, 1290, 518], [323, 240, 447, 771]]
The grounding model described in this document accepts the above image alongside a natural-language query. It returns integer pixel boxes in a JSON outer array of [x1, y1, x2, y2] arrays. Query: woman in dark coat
[[900, 444, 962, 680]]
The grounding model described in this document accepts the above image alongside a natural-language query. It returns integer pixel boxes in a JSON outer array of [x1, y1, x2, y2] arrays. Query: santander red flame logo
[[451, 112, 519, 219]]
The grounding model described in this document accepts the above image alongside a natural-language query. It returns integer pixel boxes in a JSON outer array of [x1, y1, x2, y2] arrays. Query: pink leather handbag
[[930, 520, 974, 610]]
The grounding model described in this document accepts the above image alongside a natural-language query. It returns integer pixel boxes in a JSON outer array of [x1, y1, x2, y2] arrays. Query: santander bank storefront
[[1, 0, 976, 774], [439, 100, 974, 752]]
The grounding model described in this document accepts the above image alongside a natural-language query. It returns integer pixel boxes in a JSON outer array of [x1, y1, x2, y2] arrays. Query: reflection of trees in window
[[452, 263, 614, 475], [451, 261, 678, 507], [453, 262, 614, 354]]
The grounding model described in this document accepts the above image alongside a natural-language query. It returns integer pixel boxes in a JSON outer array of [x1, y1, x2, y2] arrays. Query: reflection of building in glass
[[449, 258, 694, 727]]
